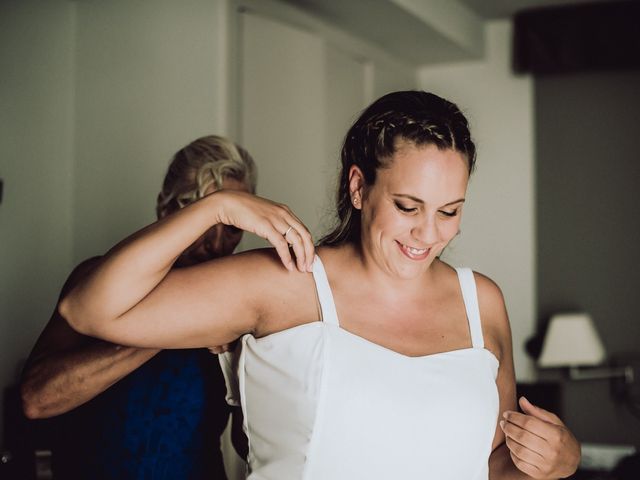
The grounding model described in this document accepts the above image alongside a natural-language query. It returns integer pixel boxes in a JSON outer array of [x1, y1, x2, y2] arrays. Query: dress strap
[[455, 267, 484, 349], [311, 255, 340, 326]]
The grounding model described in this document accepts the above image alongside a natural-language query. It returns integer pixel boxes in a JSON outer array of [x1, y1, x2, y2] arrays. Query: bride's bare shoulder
[[224, 248, 320, 336]]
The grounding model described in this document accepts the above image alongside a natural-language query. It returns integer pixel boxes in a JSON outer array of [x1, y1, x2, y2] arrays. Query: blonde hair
[[156, 135, 257, 219]]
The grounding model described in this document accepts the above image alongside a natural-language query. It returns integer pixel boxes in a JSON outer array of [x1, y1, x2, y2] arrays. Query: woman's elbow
[[58, 296, 91, 336]]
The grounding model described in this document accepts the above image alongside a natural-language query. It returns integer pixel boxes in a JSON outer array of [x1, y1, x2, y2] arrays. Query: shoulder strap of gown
[[311, 255, 340, 326], [454, 267, 484, 349]]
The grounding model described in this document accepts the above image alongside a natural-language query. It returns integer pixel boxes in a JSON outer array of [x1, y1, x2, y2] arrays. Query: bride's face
[[354, 141, 469, 279]]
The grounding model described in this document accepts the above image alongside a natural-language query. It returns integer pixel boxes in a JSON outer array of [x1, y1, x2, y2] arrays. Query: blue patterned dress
[[50, 349, 231, 479]]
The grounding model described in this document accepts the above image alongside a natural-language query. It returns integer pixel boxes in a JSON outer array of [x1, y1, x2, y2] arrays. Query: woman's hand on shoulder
[[213, 190, 314, 272]]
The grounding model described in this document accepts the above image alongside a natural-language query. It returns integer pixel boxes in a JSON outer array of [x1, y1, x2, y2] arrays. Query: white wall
[[0, 0, 76, 440], [0, 0, 230, 446], [419, 20, 536, 380], [237, 6, 417, 251], [73, 0, 228, 262], [239, 11, 329, 242]]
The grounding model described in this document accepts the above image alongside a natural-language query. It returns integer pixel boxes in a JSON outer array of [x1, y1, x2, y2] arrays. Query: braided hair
[[320, 91, 476, 246]]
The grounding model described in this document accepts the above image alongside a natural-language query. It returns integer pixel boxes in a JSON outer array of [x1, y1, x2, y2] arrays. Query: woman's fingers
[[500, 417, 547, 456], [519, 396, 562, 425], [267, 216, 310, 272], [503, 432, 551, 479], [283, 225, 315, 272], [502, 410, 555, 440], [502, 425, 545, 464], [208, 338, 240, 354], [208, 345, 229, 354], [301, 228, 315, 271], [265, 222, 295, 271], [509, 449, 543, 478], [267, 221, 312, 273], [267, 205, 314, 272], [284, 227, 305, 271], [280, 207, 315, 271], [501, 402, 581, 479], [217, 191, 314, 272]]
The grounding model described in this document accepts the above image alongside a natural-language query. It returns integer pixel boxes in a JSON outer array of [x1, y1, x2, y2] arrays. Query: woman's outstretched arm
[[21, 258, 160, 418], [59, 191, 315, 349]]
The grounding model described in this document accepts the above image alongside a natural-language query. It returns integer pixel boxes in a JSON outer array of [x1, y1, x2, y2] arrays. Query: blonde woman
[[21, 135, 254, 479]]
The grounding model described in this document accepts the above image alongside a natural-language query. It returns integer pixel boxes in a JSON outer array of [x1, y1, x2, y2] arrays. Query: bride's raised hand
[[214, 190, 315, 273]]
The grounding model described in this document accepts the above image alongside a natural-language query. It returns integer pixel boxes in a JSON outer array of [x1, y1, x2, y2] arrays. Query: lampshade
[[538, 313, 606, 368]]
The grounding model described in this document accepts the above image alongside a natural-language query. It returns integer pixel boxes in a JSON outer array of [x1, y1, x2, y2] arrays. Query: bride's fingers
[[265, 223, 295, 271], [218, 192, 314, 271], [278, 206, 315, 270], [279, 222, 309, 272], [208, 345, 229, 354], [285, 227, 307, 272], [293, 223, 315, 271], [285, 221, 315, 272]]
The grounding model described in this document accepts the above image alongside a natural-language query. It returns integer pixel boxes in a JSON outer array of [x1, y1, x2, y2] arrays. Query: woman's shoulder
[[228, 246, 296, 270], [221, 248, 317, 300], [472, 270, 506, 309], [469, 269, 510, 361], [435, 260, 505, 307], [228, 248, 320, 337], [437, 260, 510, 356]]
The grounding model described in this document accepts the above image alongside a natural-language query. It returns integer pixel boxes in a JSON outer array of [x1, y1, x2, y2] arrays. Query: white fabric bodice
[[221, 256, 499, 479]]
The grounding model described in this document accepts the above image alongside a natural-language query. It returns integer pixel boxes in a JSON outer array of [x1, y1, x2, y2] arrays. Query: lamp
[[538, 313, 634, 382]]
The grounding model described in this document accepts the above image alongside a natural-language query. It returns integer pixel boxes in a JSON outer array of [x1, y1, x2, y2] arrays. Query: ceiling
[[457, 0, 627, 19], [274, 0, 631, 66]]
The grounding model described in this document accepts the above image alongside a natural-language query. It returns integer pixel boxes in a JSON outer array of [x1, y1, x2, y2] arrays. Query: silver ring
[[284, 226, 293, 238]]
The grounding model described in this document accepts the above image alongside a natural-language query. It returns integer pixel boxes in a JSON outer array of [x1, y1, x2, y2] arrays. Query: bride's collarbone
[[335, 299, 473, 357]]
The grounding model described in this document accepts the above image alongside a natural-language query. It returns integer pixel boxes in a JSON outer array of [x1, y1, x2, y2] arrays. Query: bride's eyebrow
[[391, 193, 465, 207], [391, 193, 424, 204], [442, 198, 465, 207]]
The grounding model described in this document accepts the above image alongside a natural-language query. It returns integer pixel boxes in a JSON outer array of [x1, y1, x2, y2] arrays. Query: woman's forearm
[[60, 193, 224, 335], [21, 341, 159, 419]]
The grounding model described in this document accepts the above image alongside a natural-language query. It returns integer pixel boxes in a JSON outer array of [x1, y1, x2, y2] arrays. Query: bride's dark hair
[[320, 90, 476, 246]]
